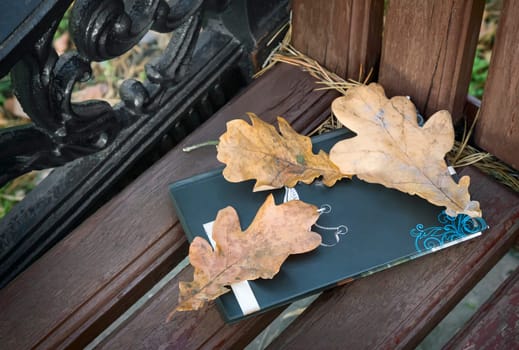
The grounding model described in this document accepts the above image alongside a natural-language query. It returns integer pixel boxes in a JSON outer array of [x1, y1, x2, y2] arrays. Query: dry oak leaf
[[217, 113, 348, 191], [176, 194, 321, 312], [329, 83, 481, 218]]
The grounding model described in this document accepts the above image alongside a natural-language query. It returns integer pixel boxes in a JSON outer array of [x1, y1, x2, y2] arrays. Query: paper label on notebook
[[203, 221, 261, 315]]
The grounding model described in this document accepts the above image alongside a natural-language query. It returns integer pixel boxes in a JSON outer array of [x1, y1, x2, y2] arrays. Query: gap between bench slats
[[0, 63, 338, 350], [96, 267, 284, 349]]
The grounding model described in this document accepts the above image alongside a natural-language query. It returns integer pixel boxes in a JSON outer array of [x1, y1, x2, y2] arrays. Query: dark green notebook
[[169, 129, 488, 323]]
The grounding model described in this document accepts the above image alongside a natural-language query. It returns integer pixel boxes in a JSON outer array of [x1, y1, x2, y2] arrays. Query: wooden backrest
[[292, 0, 519, 171], [474, 0, 519, 170]]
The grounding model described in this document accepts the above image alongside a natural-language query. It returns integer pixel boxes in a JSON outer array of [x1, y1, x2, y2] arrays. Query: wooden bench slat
[[379, 0, 484, 121], [475, 0, 519, 171], [268, 167, 519, 350], [97, 266, 284, 349], [444, 266, 519, 350], [0, 63, 338, 349], [292, 0, 384, 79]]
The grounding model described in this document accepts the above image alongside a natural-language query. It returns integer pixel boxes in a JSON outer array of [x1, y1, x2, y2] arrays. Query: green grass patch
[[469, 50, 490, 100], [0, 173, 38, 219]]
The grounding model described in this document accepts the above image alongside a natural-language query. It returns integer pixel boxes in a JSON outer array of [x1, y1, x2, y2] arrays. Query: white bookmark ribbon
[[202, 222, 261, 315]]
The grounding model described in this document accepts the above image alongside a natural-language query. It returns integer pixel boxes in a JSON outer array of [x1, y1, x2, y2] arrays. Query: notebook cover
[[169, 129, 488, 323]]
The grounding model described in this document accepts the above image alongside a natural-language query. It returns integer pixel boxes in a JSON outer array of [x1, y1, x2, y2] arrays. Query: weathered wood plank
[[292, 0, 384, 80], [378, 0, 484, 122], [0, 63, 338, 349], [444, 266, 519, 350], [475, 0, 519, 171], [268, 167, 519, 349]]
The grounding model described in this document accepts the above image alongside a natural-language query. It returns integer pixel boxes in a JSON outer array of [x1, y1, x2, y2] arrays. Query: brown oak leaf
[[217, 113, 348, 191], [329, 83, 481, 217], [175, 194, 321, 313]]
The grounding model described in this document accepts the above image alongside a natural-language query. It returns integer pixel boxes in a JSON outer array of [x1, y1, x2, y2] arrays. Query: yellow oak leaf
[[217, 113, 348, 191], [175, 194, 321, 313], [329, 83, 481, 217]]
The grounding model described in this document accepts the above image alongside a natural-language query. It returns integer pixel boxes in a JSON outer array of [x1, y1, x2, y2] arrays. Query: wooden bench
[[1, 0, 519, 349], [444, 266, 519, 350]]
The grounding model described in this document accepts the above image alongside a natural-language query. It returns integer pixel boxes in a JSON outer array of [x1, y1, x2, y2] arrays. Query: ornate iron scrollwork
[[0, 0, 203, 186]]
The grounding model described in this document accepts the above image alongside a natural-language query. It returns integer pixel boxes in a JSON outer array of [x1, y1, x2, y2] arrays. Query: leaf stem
[[182, 140, 219, 152]]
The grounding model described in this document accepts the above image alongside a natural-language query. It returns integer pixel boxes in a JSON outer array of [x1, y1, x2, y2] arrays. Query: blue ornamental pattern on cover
[[411, 211, 487, 253]]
